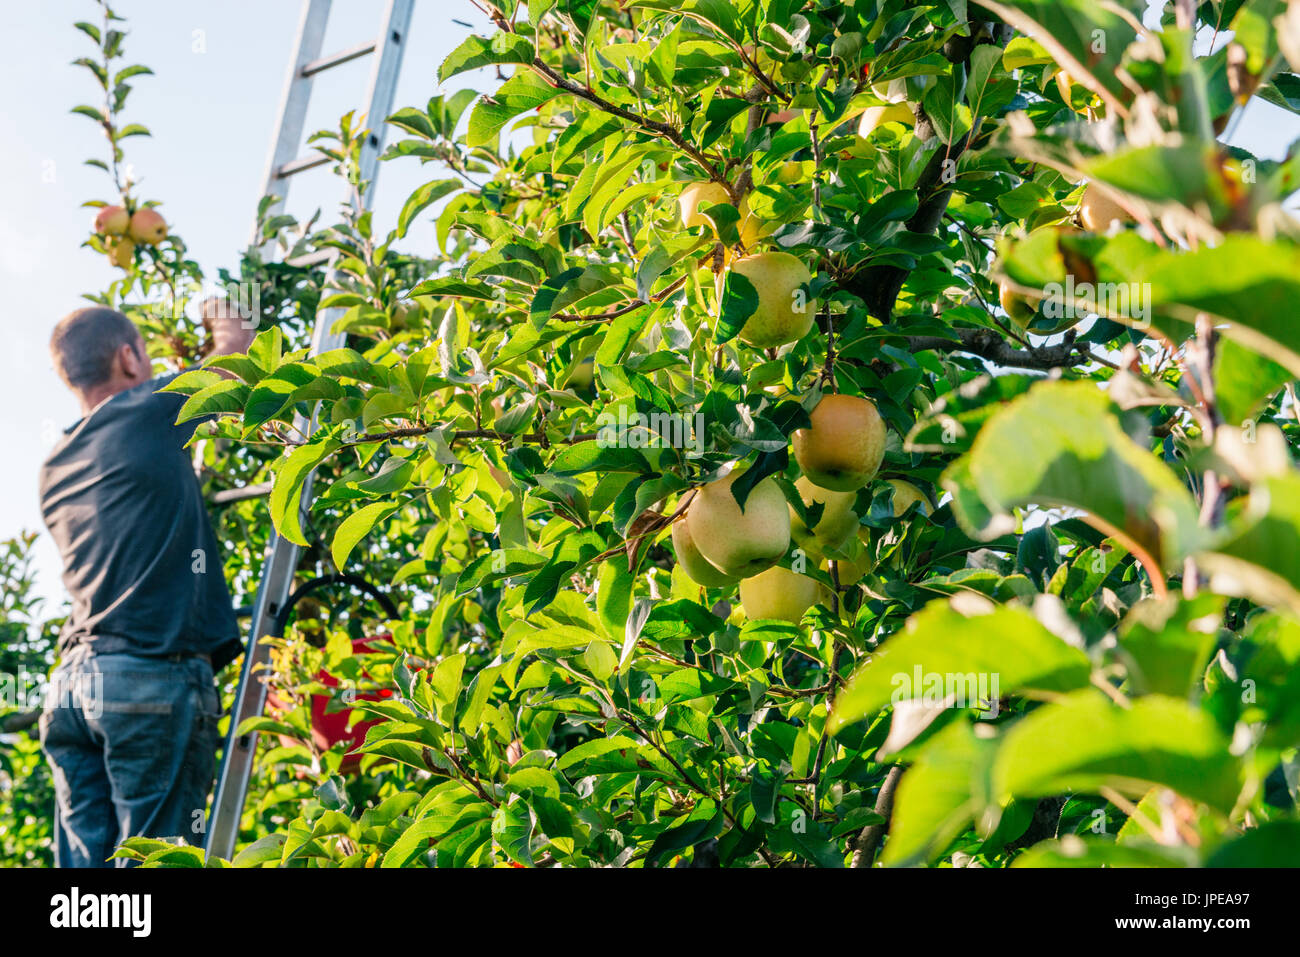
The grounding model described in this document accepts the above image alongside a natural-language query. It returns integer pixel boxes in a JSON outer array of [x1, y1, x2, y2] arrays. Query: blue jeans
[[39, 646, 221, 868]]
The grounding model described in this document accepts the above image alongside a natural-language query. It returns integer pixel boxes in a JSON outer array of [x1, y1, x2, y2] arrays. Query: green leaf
[[716, 271, 758, 344], [830, 600, 1091, 733], [231, 833, 288, 868], [1206, 821, 1300, 867], [766, 802, 844, 867], [175, 379, 250, 422], [1012, 836, 1194, 867], [467, 71, 559, 150], [993, 690, 1243, 813], [1118, 595, 1223, 698], [646, 799, 724, 867], [882, 719, 995, 866], [943, 380, 1201, 571], [397, 179, 460, 238], [439, 33, 536, 83], [1212, 337, 1291, 426], [429, 653, 466, 724], [1198, 475, 1300, 618], [332, 502, 400, 570], [243, 362, 324, 428], [491, 799, 536, 866], [270, 440, 339, 546], [1134, 236, 1300, 380], [596, 559, 633, 643], [978, 0, 1139, 107]]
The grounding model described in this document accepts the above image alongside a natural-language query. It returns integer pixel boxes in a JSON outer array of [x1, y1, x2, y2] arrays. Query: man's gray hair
[[49, 307, 142, 390]]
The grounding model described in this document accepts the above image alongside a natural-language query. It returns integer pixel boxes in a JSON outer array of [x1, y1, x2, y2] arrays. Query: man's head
[[50, 307, 150, 413]]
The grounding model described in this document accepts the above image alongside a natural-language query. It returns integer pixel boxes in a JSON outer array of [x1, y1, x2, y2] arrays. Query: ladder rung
[[276, 153, 331, 179], [285, 249, 336, 268], [211, 482, 273, 505], [301, 39, 377, 78]]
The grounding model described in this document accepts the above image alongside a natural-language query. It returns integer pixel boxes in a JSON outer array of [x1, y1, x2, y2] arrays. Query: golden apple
[[739, 209, 772, 249], [1078, 184, 1132, 232], [830, 532, 873, 585], [729, 251, 815, 349], [678, 181, 732, 230], [94, 205, 129, 236], [128, 208, 167, 245], [858, 102, 914, 137], [886, 479, 931, 516], [686, 472, 791, 578], [671, 517, 740, 588], [106, 236, 135, 269], [739, 564, 826, 623], [566, 356, 595, 391], [793, 394, 887, 492], [789, 475, 859, 557], [998, 281, 1037, 327]]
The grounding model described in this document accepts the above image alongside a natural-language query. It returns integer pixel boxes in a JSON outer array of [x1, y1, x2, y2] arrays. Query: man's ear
[[117, 340, 148, 382]]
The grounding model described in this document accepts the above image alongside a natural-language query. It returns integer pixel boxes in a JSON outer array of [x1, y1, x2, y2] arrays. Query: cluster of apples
[[673, 393, 930, 625], [664, 178, 934, 624], [92, 204, 168, 269]]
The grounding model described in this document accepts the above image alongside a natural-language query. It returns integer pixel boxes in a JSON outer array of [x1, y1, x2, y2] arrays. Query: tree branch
[[845, 129, 972, 320], [529, 58, 735, 199], [849, 765, 903, 867], [905, 326, 1089, 371]]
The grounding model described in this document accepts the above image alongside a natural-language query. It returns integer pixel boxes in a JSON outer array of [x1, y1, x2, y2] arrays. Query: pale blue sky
[[2, 2, 1297, 613], [1, 0, 496, 610]]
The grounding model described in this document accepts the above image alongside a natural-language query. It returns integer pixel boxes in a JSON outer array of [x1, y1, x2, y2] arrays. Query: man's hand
[[201, 298, 258, 364]]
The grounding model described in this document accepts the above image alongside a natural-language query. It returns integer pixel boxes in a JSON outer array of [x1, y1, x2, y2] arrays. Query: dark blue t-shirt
[[39, 373, 240, 669]]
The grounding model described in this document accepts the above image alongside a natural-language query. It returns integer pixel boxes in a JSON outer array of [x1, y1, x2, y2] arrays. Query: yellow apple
[[94, 205, 129, 236], [671, 517, 740, 588], [1078, 184, 1132, 232], [998, 281, 1037, 327], [566, 356, 595, 391], [686, 472, 791, 578], [728, 251, 815, 348], [678, 181, 732, 230], [106, 236, 135, 269], [739, 564, 826, 623], [830, 532, 873, 585], [739, 209, 772, 249], [858, 102, 914, 137], [789, 475, 859, 557], [885, 479, 931, 516], [793, 394, 887, 492], [128, 208, 167, 245]]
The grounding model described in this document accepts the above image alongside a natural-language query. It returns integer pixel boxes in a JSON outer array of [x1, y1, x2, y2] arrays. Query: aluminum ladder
[[205, 0, 414, 862]]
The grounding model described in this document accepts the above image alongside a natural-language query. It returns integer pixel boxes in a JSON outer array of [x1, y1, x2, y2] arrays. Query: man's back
[[39, 304, 256, 867], [39, 372, 239, 667]]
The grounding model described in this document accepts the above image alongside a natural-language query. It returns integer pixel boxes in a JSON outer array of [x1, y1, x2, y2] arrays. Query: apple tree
[[74, 0, 1300, 867]]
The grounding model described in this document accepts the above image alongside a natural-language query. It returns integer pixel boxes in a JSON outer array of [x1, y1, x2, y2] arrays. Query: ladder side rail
[[356, 0, 416, 192], [206, 0, 414, 861], [248, 0, 332, 249], [204, 526, 302, 860]]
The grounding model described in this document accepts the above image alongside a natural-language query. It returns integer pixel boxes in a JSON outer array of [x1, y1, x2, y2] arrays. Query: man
[[38, 302, 256, 867]]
